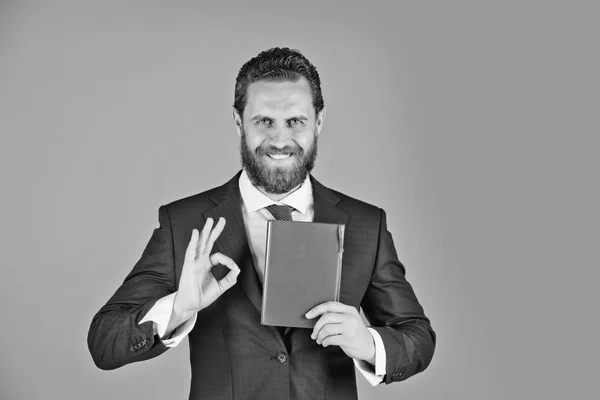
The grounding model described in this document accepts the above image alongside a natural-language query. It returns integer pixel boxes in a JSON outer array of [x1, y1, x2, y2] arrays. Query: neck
[[257, 184, 302, 202]]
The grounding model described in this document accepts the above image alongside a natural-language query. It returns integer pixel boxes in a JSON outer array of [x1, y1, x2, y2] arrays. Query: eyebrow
[[288, 115, 309, 121], [249, 114, 309, 122], [250, 114, 271, 122]]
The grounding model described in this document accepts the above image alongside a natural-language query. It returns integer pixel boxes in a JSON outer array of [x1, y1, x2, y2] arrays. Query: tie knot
[[266, 204, 294, 221]]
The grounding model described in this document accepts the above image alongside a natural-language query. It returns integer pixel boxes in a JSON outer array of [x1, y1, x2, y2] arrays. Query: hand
[[173, 217, 240, 319], [305, 301, 375, 363]]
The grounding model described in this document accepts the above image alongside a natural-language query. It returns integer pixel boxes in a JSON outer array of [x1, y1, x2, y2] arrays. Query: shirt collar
[[239, 169, 312, 215]]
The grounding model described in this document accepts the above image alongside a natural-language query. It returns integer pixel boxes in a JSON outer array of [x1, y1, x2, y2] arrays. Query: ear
[[315, 106, 327, 136], [232, 107, 243, 136]]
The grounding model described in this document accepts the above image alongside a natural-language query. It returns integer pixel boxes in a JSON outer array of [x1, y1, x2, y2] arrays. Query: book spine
[[334, 224, 345, 302], [261, 220, 273, 325]]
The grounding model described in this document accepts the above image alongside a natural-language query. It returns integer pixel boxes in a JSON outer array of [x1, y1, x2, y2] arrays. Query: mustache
[[256, 145, 304, 157]]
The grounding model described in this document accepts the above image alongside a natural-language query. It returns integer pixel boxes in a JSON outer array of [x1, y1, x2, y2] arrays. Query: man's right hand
[[166, 217, 240, 335]]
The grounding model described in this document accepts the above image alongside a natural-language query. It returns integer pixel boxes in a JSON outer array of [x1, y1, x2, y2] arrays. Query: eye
[[257, 118, 273, 126], [288, 118, 304, 127]]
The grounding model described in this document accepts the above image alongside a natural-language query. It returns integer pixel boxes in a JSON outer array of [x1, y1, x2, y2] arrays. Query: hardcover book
[[261, 220, 345, 328]]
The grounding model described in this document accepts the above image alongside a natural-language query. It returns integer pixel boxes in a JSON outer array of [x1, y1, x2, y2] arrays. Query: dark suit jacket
[[88, 171, 435, 400]]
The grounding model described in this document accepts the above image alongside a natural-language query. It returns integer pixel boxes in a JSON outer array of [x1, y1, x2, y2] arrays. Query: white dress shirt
[[140, 169, 386, 385]]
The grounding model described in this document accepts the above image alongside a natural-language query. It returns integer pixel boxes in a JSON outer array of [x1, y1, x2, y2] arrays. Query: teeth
[[269, 154, 291, 160]]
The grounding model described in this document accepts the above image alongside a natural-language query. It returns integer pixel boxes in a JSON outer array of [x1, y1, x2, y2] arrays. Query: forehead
[[244, 77, 314, 118]]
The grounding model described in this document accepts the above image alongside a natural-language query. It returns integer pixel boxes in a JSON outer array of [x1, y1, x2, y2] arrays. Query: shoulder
[[162, 187, 219, 214], [162, 172, 241, 216]]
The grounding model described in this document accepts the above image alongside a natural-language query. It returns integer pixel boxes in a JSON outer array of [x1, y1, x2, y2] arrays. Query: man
[[88, 47, 435, 400]]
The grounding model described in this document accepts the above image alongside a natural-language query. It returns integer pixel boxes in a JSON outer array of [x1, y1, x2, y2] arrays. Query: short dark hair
[[233, 47, 324, 118]]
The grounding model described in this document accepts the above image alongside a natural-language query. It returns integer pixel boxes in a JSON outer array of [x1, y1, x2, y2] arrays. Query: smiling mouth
[[268, 154, 292, 160]]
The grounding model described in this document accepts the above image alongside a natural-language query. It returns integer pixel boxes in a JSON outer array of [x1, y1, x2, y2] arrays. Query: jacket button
[[276, 352, 288, 363], [144, 338, 150, 345]]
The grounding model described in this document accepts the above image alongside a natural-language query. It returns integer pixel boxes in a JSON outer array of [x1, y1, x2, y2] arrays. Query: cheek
[[243, 127, 268, 148], [294, 130, 316, 149]]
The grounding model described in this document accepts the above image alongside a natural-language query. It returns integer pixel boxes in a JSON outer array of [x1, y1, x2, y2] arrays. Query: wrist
[[364, 331, 376, 365], [172, 293, 197, 322]]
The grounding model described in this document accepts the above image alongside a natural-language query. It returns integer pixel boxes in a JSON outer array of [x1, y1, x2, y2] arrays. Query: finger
[[184, 229, 200, 263], [198, 218, 214, 255], [321, 333, 345, 348], [209, 252, 240, 272], [203, 217, 226, 256], [311, 312, 348, 340], [305, 301, 357, 319], [315, 323, 345, 345], [217, 267, 241, 293]]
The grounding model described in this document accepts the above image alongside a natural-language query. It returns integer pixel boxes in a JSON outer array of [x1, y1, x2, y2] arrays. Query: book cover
[[261, 220, 345, 328]]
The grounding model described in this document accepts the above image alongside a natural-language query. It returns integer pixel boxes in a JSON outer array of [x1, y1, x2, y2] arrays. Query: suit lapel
[[311, 176, 349, 226], [203, 172, 245, 260], [202, 172, 263, 314]]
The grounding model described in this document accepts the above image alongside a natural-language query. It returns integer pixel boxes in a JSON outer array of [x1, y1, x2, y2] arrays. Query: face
[[234, 77, 325, 195]]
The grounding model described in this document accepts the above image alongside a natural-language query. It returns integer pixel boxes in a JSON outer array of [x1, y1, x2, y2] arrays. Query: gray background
[[1, 1, 598, 399]]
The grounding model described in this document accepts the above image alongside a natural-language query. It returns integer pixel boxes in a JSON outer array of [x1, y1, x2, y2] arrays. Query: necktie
[[266, 204, 294, 221]]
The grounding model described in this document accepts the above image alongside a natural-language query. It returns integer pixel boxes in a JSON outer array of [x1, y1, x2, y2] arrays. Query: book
[[261, 220, 345, 328]]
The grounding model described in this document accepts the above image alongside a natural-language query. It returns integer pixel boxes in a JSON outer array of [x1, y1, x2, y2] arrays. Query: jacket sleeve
[[87, 205, 176, 370], [361, 208, 436, 384]]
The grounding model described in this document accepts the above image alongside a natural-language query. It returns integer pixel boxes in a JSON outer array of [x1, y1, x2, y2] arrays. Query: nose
[[268, 126, 293, 149]]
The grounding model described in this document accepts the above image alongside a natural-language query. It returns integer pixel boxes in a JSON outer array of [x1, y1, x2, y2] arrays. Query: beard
[[240, 127, 318, 194]]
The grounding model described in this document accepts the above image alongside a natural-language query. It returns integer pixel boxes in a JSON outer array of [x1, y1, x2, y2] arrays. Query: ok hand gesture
[[173, 217, 240, 319]]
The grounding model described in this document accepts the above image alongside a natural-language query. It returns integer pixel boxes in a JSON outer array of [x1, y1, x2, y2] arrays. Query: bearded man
[[88, 47, 436, 400]]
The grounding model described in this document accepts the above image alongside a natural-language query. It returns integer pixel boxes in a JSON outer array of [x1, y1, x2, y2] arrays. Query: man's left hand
[[305, 301, 375, 364]]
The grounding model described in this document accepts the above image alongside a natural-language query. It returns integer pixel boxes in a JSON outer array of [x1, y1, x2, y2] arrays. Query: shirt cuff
[[353, 327, 387, 386], [139, 292, 197, 348]]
